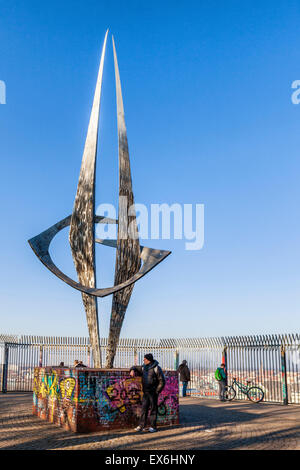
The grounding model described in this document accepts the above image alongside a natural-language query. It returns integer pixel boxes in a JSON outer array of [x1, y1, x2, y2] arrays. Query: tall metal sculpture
[[28, 31, 171, 368], [68, 30, 108, 368]]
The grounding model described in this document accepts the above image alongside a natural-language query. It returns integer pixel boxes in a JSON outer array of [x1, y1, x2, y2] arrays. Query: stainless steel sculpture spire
[[68, 29, 108, 368], [105, 37, 141, 368], [28, 31, 171, 369]]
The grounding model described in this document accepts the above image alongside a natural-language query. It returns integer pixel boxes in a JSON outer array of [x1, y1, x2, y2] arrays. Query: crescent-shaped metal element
[[28, 216, 171, 299]]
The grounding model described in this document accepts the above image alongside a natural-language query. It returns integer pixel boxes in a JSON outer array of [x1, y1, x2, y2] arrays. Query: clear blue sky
[[1, 0, 300, 339]]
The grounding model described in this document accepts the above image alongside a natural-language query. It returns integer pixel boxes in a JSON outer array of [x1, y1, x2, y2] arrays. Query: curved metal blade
[[69, 29, 108, 367], [106, 36, 141, 367]]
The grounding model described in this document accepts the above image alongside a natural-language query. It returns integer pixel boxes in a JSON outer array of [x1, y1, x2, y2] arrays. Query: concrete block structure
[[32, 367, 179, 432]]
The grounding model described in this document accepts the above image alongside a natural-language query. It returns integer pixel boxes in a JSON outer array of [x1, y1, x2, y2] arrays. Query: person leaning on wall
[[129, 353, 165, 433]]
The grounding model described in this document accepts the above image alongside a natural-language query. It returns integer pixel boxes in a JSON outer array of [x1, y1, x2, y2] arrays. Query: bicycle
[[224, 377, 264, 403]]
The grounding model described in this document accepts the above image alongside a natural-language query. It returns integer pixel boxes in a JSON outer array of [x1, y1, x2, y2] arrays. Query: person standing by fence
[[215, 363, 227, 401], [177, 360, 191, 397]]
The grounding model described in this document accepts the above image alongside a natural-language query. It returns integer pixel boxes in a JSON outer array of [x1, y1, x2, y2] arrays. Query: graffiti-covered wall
[[33, 367, 179, 432]]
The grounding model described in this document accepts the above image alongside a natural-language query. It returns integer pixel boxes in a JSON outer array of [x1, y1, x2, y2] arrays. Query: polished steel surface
[[28, 31, 171, 368], [28, 215, 171, 298], [105, 37, 142, 367], [68, 30, 108, 367]]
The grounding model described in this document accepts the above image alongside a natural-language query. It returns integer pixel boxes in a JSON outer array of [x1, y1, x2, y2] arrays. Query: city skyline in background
[[1, 1, 300, 339]]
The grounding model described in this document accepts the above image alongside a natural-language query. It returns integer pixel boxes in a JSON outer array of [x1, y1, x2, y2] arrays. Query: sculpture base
[[33, 367, 179, 433]]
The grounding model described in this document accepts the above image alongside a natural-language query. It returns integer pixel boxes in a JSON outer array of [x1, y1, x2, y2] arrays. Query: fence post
[[87, 346, 91, 368], [2, 343, 9, 393], [134, 348, 138, 366], [222, 346, 228, 385], [39, 345, 43, 367], [281, 345, 288, 405], [174, 350, 179, 371]]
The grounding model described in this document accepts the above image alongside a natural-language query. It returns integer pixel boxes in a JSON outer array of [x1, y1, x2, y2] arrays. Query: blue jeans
[[182, 381, 188, 397]]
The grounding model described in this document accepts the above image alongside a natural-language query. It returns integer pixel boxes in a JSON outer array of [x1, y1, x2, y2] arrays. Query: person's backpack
[[154, 365, 165, 392], [147, 365, 161, 378], [215, 368, 222, 381]]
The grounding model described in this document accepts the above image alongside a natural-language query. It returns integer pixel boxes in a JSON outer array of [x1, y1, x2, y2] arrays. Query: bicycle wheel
[[224, 385, 236, 401], [247, 386, 264, 403]]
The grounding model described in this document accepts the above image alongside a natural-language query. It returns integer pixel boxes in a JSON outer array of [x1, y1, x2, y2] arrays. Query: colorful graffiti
[[60, 377, 76, 399], [157, 374, 179, 422], [33, 367, 179, 432], [33, 368, 77, 427], [105, 378, 142, 413], [33, 368, 60, 399]]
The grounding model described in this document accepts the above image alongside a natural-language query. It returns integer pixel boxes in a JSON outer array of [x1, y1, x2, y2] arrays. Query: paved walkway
[[0, 393, 299, 450]]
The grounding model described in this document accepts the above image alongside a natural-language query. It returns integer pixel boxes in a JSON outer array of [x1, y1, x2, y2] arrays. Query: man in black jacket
[[177, 360, 191, 397], [130, 353, 165, 433]]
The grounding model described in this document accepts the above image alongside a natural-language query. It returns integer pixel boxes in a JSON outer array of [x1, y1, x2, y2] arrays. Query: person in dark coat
[[130, 353, 165, 433], [177, 360, 191, 397]]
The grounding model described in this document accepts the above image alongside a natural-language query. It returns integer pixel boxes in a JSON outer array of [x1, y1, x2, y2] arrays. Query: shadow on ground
[[0, 393, 299, 450]]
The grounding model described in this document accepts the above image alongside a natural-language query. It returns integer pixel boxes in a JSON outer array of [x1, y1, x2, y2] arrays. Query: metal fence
[[1, 333, 299, 404]]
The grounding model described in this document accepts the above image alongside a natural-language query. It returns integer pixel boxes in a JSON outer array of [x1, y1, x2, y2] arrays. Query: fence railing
[[0, 333, 299, 404]]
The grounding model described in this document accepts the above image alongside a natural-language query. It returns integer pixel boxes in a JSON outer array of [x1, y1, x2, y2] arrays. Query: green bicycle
[[225, 377, 264, 403]]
